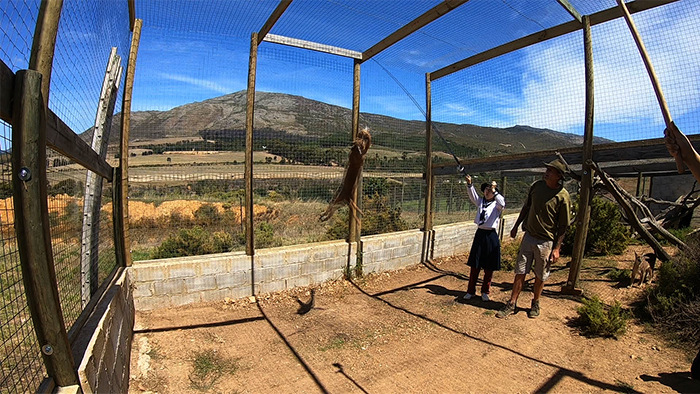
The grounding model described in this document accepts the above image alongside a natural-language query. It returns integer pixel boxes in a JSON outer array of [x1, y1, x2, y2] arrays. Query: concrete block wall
[[130, 215, 518, 311], [75, 269, 134, 394]]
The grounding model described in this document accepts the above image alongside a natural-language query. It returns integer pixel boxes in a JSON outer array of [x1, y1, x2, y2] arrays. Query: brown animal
[[320, 127, 371, 223], [630, 252, 656, 287]]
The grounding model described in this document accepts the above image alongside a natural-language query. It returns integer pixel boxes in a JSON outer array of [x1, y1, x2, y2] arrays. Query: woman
[[463, 175, 505, 301]]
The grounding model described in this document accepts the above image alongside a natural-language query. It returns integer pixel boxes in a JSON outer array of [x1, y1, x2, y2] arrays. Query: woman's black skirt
[[466, 228, 501, 271]]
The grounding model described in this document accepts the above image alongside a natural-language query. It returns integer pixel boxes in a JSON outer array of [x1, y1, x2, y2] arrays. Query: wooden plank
[[12, 69, 78, 386], [362, 0, 470, 61], [45, 111, 113, 181], [430, 0, 677, 81], [432, 134, 700, 176], [263, 33, 362, 59], [556, 0, 582, 23], [0, 59, 13, 122], [258, 0, 292, 43]]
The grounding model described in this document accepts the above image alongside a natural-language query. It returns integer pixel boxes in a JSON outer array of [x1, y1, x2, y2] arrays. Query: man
[[496, 158, 571, 319]]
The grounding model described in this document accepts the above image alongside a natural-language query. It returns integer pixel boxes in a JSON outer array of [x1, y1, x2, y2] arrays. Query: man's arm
[[665, 122, 700, 182]]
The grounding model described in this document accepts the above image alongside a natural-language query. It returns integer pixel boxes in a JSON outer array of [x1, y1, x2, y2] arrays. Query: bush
[[606, 268, 631, 282], [642, 250, 700, 347], [576, 296, 630, 338], [324, 194, 409, 240], [151, 227, 234, 259], [562, 197, 630, 256], [194, 203, 221, 225], [500, 240, 520, 271]]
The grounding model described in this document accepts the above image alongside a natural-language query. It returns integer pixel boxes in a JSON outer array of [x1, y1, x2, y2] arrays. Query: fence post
[[12, 69, 78, 386], [562, 15, 593, 295], [116, 18, 142, 268], [422, 74, 434, 262]]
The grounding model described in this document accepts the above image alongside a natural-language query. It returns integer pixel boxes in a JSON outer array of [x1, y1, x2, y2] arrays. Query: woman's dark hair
[[480, 182, 489, 192]]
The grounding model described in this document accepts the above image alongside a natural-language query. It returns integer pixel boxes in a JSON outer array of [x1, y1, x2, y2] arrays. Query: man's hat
[[544, 158, 567, 177]]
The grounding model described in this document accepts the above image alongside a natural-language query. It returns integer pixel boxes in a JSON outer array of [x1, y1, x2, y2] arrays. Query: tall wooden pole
[[350, 59, 361, 244], [422, 74, 434, 262], [116, 18, 142, 268], [562, 15, 594, 295], [245, 32, 258, 260]]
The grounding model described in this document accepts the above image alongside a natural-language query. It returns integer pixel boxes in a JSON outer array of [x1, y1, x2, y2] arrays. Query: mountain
[[99, 90, 610, 158]]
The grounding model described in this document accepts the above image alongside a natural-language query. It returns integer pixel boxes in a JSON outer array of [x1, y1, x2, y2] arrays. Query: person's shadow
[[640, 372, 700, 393]]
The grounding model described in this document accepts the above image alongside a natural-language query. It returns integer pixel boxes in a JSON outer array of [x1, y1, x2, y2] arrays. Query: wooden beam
[[556, 0, 582, 23], [432, 134, 700, 176], [13, 69, 78, 387], [0, 59, 13, 122], [430, 0, 677, 81], [263, 33, 362, 59], [258, 0, 292, 43], [362, 0, 470, 61], [128, 0, 135, 31], [45, 111, 113, 181]]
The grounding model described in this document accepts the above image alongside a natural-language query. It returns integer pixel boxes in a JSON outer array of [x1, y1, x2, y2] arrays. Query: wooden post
[[28, 0, 63, 107], [562, 15, 594, 295], [13, 69, 77, 386], [350, 59, 363, 276], [82, 48, 121, 306], [499, 175, 506, 241], [245, 32, 258, 257], [116, 18, 142, 268], [422, 73, 434, 262], [350, 59, 361, 244]]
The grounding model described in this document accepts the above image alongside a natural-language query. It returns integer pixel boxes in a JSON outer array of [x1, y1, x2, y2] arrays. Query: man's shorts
[[515, 232, 553, 281]]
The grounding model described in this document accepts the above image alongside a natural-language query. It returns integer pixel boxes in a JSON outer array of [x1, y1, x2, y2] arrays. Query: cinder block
[[312, 246, 337, 260], [200, 258, 231, 275], [134, 295, 171, 310], [257, 280, 286, 294], [286, 275, 311, 288], [255, 252, 285, 268], [200, 288, 236, 303], [153, 279, 185, 295], [168, 264, 198, 279], [171, 292, 202, 307], [383, 236, 402, 249], [185, 275, 217, 292], [132, 282, 153, 298], [132, 265, 166, 282], [215, 271, 249, 289], [300, 259, 324, 275]]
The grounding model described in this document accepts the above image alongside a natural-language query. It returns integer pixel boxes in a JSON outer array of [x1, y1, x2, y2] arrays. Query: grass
[[189, 349, 239, 391]]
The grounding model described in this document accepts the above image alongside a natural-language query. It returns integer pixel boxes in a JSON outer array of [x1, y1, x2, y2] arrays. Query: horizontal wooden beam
[[0, 59, 13, 123], [262, 33, 362, 59], [258, 0, 292, 44], [433, 134, 700, 176], [46, 111, 113, 181], [430, 0, 677, 81], [362, 0, 469, 61]]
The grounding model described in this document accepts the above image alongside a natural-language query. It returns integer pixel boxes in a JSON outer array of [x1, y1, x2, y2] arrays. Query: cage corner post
[[350, 58, 363, 277], [421, 73, 434, 263], [562, 14, 593, 296]]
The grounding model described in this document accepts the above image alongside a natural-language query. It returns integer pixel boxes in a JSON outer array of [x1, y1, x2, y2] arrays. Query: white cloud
[[499, 2, 700, 134], [157, 72, 236, 95]]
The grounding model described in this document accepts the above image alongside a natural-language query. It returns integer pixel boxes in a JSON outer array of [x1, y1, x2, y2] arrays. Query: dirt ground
[[129, 245, 700, 393]]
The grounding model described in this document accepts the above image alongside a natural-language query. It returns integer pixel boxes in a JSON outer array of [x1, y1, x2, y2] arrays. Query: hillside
[[98, 90, 610, 159]]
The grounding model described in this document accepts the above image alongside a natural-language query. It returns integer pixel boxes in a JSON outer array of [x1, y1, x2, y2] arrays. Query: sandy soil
[[129, 245, 700, 393]]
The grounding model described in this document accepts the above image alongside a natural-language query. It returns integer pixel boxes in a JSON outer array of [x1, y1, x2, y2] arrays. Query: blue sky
[[2, 0, 699, 145], [130, 0, 700, 143]]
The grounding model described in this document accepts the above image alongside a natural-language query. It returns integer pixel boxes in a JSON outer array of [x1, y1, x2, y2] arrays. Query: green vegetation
[[189, 349, 238, 391], [151, 227, 234, 259], [606, 268, 631, 282], [641, 249, 700, 347], [562, 197, 631, 256], [576, 296, 630, 338], [500, 240, 520, 272]]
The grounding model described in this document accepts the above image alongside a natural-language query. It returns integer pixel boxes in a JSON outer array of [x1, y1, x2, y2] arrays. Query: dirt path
[[129, 249, 699, 393]]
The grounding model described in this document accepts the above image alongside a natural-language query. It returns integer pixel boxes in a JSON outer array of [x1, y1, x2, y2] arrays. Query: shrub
[[153, 227, 220, 259], [576, 296, 630, 338], [562, 197, 630, 256], [193, 203, 221, 225], [606, 268, 631, 282], [324, 194, 409, 240], [500, 239, 520, 271], [254, 222, 281, 249], [642, 250, 700, 347]]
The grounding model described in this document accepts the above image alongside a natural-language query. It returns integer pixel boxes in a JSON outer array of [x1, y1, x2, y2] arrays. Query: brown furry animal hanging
[[320, 127, 372, 223]]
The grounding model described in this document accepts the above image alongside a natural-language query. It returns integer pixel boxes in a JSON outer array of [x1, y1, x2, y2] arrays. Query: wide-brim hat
[[544, 158, 567, 177]]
